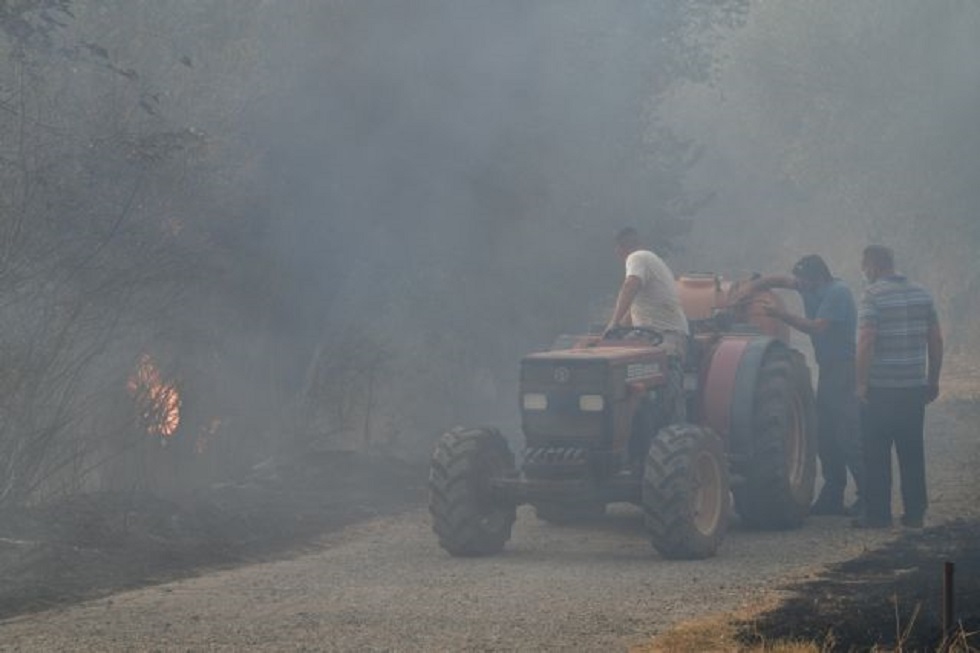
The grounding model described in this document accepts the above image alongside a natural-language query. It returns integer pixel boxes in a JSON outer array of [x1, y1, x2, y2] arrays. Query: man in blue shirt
[[739, 255, 864, 516]]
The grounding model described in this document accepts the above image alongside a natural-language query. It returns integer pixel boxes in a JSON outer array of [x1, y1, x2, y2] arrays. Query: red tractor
[[428, 274, 816, 559]]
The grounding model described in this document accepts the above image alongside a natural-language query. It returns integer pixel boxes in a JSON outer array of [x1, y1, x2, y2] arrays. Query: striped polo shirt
[[858, 274, 937, 388]]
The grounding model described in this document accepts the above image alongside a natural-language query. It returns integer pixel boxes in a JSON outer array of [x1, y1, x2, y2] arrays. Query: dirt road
[[1, 401, 977, 652]]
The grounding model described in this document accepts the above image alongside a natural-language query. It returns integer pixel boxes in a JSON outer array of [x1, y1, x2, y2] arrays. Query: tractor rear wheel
[[429, 426, 517, 556], [642, 424, 730, 560], [734, 346, 816, 529]]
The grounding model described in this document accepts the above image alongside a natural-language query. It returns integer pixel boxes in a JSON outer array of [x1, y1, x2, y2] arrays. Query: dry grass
[[628, 612, 741, 652], [629, 595, 832, 653], [632, 617, 826, 653]]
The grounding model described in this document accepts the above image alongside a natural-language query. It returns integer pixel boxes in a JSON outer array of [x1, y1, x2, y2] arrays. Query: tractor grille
[[523, 446, 589, 479]]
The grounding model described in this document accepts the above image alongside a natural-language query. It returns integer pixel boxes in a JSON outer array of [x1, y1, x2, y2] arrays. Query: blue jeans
[[815, 360, 864, 503]]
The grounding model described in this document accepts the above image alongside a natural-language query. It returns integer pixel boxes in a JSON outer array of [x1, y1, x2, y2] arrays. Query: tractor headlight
[[522, 393, 548, 411], [578, 394, 605, 412]]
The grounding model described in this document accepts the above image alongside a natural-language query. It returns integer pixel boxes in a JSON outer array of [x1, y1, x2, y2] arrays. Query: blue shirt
[[800, 279, 856, 365]]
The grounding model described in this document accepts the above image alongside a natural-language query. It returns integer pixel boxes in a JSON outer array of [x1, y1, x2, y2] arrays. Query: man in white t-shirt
[[603, 227, 688, 354]]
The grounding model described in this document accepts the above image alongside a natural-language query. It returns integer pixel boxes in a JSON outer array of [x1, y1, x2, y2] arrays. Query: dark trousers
[[815, 360, 865, 503], [860, 386, 928, 523]]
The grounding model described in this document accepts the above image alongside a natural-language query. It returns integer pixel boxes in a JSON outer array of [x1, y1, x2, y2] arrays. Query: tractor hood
[[523, 343, 664, 364], [521, 344, 670, 397]]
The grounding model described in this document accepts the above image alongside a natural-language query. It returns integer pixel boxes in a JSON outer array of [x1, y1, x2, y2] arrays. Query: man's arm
[[605, 275, 641, 335], [769, 282, 850, 336], [856, 325, 876, 403], [926, 322, 944, 403], [766, 306, 830, 336], [735, 273, 824, 335], [751, 274, 799, 292], [734, 274, 799, 302]]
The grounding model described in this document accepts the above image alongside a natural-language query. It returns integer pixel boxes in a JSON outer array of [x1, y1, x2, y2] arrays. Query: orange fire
[[128, 354, 181, 438]]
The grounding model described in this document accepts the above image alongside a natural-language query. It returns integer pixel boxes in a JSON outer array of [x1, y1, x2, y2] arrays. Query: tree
[[667, 1, 980, 359], [0, 0, 262, 502]]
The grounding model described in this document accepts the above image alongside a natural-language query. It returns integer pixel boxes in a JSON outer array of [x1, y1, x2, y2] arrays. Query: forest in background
[[667, 1, 980, 358], [0, 0, 976, 508]]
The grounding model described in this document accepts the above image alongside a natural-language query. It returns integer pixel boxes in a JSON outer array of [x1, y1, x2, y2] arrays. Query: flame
[[128, 354, 181, 438]]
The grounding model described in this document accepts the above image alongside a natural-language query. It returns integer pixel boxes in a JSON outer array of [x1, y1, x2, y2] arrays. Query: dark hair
[[615, 227, 641, 249], [862, 245, 894, 270], [792, 254, 833, 283]]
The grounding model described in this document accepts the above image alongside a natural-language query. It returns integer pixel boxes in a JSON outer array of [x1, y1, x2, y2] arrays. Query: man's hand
[[926, 323, 943, 405], [760, 298, 786, 321], [602, 323, 618, 339]]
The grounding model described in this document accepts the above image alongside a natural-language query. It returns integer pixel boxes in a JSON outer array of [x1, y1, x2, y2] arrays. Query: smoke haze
[[664, 1, 980, 345], [0, 0, 976, 496]]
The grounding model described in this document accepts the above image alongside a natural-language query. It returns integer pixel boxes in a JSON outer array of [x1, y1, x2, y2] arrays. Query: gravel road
[[1, 401, 976, 652]]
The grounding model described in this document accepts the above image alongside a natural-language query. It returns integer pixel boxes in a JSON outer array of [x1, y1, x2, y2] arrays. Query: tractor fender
[[699, 335, 779, 460]]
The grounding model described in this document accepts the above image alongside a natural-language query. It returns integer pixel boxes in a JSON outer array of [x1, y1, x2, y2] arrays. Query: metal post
[[942, 561, 955, 644]]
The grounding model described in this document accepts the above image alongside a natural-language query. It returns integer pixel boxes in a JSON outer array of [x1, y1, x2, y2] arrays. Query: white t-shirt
[[624, 250, 689, 334]]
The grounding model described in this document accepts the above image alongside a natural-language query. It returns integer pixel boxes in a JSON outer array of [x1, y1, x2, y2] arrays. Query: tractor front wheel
[[429, 426, 517, 556], [642, 424, 730, 560]]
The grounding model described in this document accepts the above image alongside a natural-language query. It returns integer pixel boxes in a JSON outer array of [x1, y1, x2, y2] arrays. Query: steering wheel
[[602, 325, 665, 346]]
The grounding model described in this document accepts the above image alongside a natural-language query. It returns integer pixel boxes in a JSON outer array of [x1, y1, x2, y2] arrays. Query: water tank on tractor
[[675, 273, 790, 343]]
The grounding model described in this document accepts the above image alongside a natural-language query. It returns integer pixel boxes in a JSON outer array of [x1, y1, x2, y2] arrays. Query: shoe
[[900, 515, 924, 529], [851, 516, 892, 529]]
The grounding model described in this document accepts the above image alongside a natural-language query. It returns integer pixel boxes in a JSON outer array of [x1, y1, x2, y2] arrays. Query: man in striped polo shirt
[[854, 245, 944, 529]]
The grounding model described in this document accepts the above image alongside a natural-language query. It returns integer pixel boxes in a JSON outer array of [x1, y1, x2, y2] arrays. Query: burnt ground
[[0, 451, 427, 620], [737, 519, 980, 651]]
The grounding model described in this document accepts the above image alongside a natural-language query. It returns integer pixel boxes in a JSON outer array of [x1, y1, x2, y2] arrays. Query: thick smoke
[[5, 0, 975, 497], [237, 2, 717, 451], [663, 1, 980, 362]]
